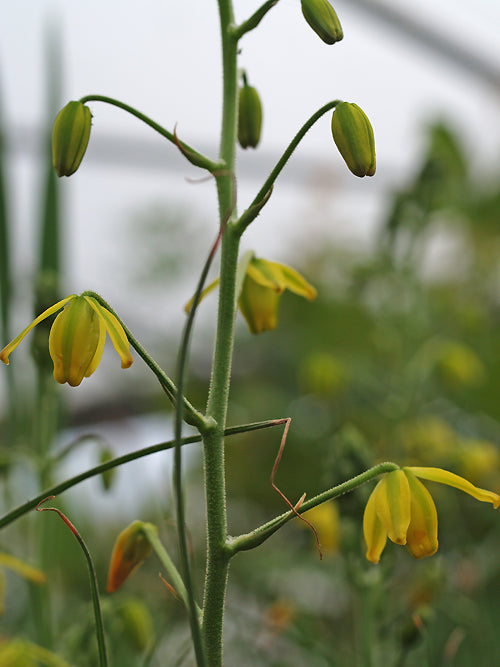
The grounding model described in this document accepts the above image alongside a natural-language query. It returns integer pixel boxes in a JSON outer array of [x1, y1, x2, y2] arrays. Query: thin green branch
[[173, 222, 229, 667], [36, 499, 108, 667], [78, 95, 224, 173], [231, 0, 281, 40], [226, 462, 400, 555], [235, 99, 342, 235], [142, 523, 202, 622], [0, 419, 285, 532], [82, 291, 208, 430]]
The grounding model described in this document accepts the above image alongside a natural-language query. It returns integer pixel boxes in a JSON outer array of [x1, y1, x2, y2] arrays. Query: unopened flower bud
[[107, 521, 154, 593], [331, 102, 376, 177], [238, 82, 262, 149], [301, 0, 343, 45], [99, 446, 116, 491], [52, 101, 92, 177]]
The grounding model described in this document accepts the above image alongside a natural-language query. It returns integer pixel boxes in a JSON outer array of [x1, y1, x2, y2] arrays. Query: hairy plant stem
[[201, 2, 239, 664]]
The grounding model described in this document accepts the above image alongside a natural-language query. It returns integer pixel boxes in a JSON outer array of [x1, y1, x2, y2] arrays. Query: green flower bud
[[238, 83, 262, 149], [52, 101, 92, 177], [331, 102, 376, 177], [99, 446, 116, 491], [301, 0, 343, 45]]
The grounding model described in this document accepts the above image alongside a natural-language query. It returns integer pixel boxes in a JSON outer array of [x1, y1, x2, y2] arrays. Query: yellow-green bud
[[52, 101, 92, 177], [238, 83, 262, 149], [301, 0, 343, 45], [99, 446, 116, 491], [331, 102, 376, 177]]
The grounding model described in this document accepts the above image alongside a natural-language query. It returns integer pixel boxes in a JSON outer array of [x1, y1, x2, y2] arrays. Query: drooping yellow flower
[[187, 252, 317, 334], [0, 294, 132, 387], [363, 466, 500, 564]]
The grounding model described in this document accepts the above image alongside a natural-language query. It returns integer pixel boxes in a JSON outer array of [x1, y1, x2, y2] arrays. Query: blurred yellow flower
[[300, 500, 340, 555], [363, 467, 500, 564], [459, 439, 500, 486], [0, 294, 132, 387], [399, 416, 458, 465], [436, 340, 485, 389]]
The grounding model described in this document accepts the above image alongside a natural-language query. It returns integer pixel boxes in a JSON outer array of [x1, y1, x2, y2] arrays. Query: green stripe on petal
[[85, 297, 133, 369], [374, 469, 411, 545], [0, 295, 75, 365], [406, 466, 500, 508], [246, 258, 286, 292]]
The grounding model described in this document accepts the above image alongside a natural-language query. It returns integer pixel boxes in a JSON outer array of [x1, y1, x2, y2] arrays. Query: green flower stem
[[172, 226, 231, 667], [231, 0, 280, 40], [0, 419, 284, 532], [37, 500, 108, 667], [142, 523, 202, 622], [200, 2, 240, 664], [82, 291, 208, 431], [78, 95, 223, 173], [226, 462, 399, 555], [235, 99, 342, 234]]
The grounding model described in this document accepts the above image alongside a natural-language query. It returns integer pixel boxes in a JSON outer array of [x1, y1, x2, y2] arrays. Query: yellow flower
[[363, 467, 500, 564], [187, 253, 317, 334], [0, 294, 132, 387]]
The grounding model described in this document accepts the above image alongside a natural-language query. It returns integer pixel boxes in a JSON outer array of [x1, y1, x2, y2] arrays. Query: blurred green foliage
[[2, 119, 500, 665]]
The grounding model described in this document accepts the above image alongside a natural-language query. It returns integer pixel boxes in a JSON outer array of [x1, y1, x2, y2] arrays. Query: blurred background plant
[[1, 2, 500, 666]]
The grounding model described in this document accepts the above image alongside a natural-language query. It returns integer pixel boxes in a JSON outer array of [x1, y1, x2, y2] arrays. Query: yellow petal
[[363, 480, 387, 563], [407, 466, 500, 508], [0, 295, 75, 365], [275, 262, 317, 300], [0, 552, 46, 584], [246, 258, 286, 292], [84, 316, 107, 378], [238, 275, 280, 334], [85, 297, 133, 369], [184, 277, 220, 314], [404, 469, 438, 559], [375, 470, 411, 545]]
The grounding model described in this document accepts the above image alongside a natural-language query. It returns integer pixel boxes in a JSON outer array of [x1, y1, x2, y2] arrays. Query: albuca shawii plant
[[0, 1, 497, 666]]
